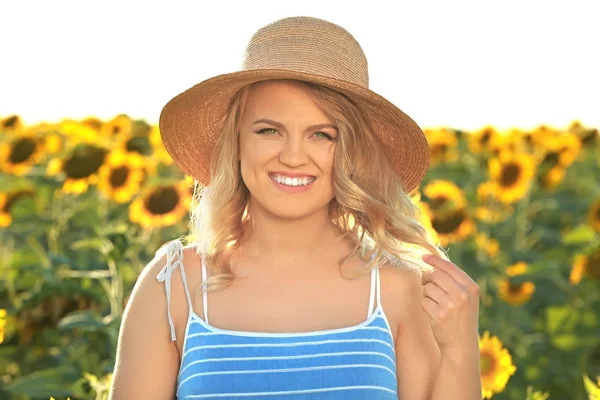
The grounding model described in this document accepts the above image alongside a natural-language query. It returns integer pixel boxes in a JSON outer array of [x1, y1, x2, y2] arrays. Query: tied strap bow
[[155, 239, 184, 341]]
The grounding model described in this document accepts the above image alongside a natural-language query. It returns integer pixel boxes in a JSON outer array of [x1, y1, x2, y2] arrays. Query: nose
[[278, 135, 309, 167]]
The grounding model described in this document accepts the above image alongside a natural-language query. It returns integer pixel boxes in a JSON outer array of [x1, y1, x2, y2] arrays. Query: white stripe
[[182, 338, 393, 359], [179, 364, 397, 392], [186, 325, 391, 341], [179, 350, 396, 375], [184, 385, 397, 398], [189, 313, 388, 337]]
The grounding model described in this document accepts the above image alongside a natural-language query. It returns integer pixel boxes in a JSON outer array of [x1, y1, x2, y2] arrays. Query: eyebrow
[[252, 118, 338, 132]]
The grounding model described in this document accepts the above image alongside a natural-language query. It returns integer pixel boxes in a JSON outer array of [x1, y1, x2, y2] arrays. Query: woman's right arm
[[108, 253, 179, 399]]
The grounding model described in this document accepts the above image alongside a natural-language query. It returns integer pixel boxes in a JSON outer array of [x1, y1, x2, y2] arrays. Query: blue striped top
[[156, 240, 398, 399]]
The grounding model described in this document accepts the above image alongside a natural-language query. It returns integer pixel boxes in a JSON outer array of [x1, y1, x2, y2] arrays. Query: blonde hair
[[188, 79, 443, 292]]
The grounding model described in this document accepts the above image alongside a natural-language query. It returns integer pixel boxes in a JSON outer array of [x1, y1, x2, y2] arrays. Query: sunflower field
[[0, 114, 599, 400]]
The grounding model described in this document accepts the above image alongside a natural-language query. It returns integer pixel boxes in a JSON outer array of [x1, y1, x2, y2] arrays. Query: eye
[[255, 128, 278, 135], [315, 132, 335, 141]]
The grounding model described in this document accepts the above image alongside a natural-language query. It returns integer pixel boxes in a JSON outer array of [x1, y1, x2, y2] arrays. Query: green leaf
[[546, 305, 578, 333], [562, 224, 597, 245], [550, 334, 579, 350], [71, 238, 114, 255], [57, 310, 105, 332], [4, 365, 79, 397]]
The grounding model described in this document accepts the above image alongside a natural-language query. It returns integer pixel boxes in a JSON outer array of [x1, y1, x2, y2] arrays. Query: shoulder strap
[[376, 265, 382, 310], [202, 257, 209, 324], [155, 239, 193, 341], [367, 266, 377, 318]]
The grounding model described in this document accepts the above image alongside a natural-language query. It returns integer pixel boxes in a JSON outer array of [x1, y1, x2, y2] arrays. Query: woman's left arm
[[421, 254, 483, 400]]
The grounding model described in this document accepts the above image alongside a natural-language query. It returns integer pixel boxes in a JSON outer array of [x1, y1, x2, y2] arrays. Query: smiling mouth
[[268, 174, 317, 186]]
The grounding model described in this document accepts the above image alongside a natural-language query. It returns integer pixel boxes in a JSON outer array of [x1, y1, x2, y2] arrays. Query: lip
[[268, 171, 316, 178]]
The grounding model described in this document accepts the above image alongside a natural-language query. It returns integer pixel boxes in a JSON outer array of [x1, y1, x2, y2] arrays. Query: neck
[[238, 199, 348, 268]]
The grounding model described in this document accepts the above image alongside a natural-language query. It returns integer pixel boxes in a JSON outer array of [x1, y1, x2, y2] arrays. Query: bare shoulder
[[109, 242, 183, 399], [378, 259, 425, 331], [378, 258, 441, 400]]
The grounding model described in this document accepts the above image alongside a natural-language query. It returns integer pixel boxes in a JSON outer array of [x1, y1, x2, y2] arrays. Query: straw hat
[[159, 16, 430, 192]]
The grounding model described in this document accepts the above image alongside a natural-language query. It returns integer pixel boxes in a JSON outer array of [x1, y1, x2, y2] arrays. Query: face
[[238, 80, 338, 220]]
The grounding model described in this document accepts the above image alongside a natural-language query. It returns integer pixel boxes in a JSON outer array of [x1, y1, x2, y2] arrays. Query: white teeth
[[270, 174, 315, 187]]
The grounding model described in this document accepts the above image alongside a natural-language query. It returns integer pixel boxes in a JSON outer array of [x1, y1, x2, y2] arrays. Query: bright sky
[[1, 0, 598, 132]]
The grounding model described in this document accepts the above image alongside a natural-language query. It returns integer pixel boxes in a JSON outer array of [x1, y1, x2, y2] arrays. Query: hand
[[420, 254, 480, 354]]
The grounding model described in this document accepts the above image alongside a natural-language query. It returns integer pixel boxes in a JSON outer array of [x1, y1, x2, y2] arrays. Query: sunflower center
[[126, 136, 152, 156], [508, 282, 524, 294], [499, 163, 522, 187], [9, 138, 36, 163], [542, 152, 560, 167], [595, 206, 600, 221], [588, 251, 600, 279], [581, 129, 598, 145], [480, 131, 491, 146], [144, 187, 179, 215], [63, 146, 107, 179], [431, 144, 447, 159], [480, 352, 497, 376], [3, 116, 20, 129], [431, 209, 466, 234], [110, 166, 130, 188], [431, 196, 449, 210]]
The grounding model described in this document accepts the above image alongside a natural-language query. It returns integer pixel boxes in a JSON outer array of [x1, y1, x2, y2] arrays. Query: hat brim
[[159, 69, 430, 192]]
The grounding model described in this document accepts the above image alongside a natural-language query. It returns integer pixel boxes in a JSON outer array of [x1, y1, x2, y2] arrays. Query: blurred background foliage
[[0, 114, 599, 399]]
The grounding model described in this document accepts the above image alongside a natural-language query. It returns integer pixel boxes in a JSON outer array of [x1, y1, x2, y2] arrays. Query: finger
[[421, 297, 440, 320], [423, 282, 453, 306], [422, 268, 464, 297], [422, 254, 474, 288]]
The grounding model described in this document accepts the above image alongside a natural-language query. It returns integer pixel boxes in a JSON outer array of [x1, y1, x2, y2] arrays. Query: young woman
[[109, 16, 482, 400]]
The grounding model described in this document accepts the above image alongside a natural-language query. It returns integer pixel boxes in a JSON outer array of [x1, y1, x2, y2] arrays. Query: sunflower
[[149, 125, 174, 165], [583, 374, 600, 399], [129, 181, 190, 228], [0, 309, 6, 344], [489, 130, 524, 157], [1, 115, 22, 133], [468, 126, 499, 154], [539, 165, 565, 190], [588, 199, 600, 232], [0, 129, 51, 176], [498, 261, 535, 306], [420, 202, 474, 246], [569, 120, 598, 146], [530, 124, 560, 148], [115, 132, 153, 157], [422, 180, 467, 214], [569, 250, 600, 285], [475, 181, 513, 223], [498, 279, 535, 306], [539, 132, 582, 169], [58, 119, 100, 146], [423, 128, 458, 165], [97, 150, 146, 204], [475, 233, 500, 258], [0, 193, 10, 227], [0, 189, 35, 227], [47, 145, 108, 194], [81, 116, 104, 131], [416, 202, 441, 245], [506, 261, 528, 276], [488, 151, 536, 204], [100, 114, 133, 138], [479, 331, 517, 399]]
